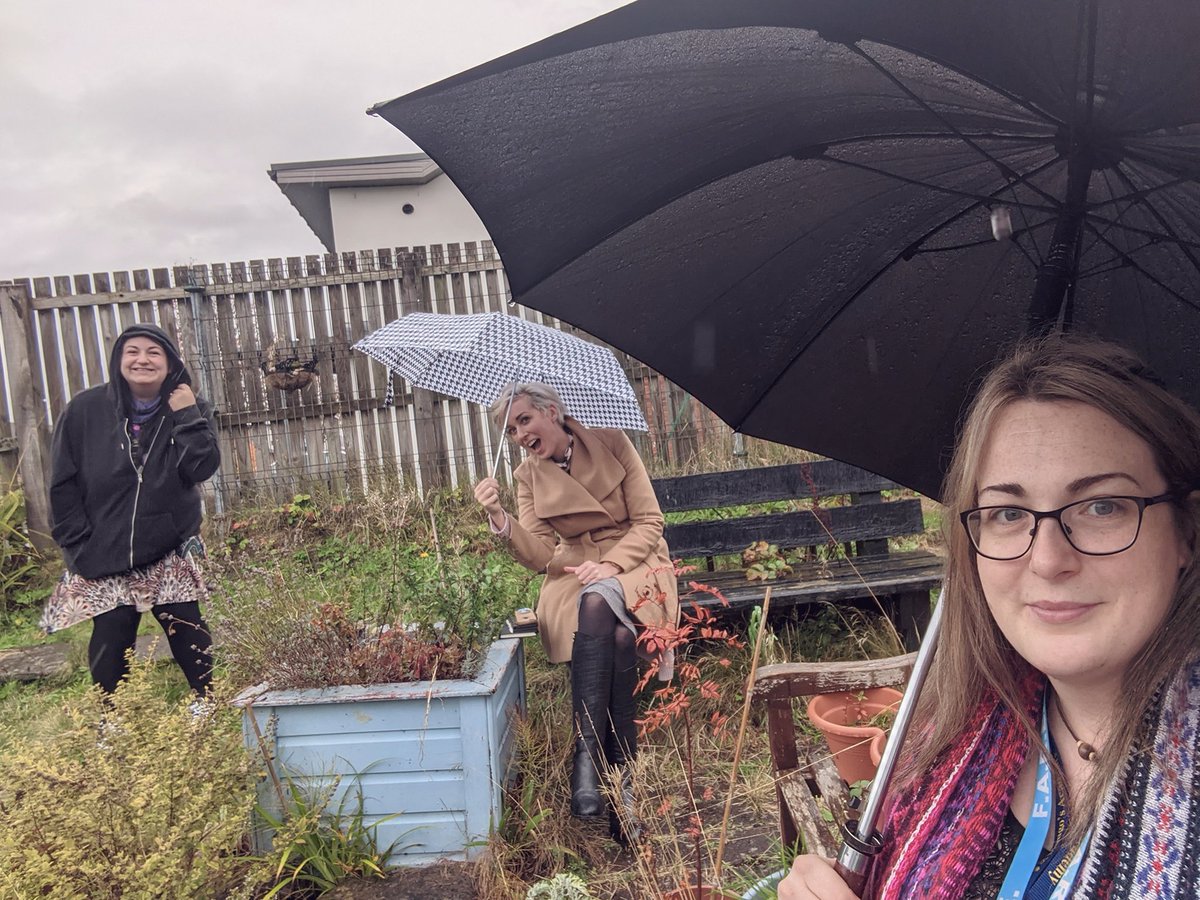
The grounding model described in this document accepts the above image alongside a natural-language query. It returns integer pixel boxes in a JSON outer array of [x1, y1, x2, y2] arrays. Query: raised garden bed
[[235, 638, 526, 866]]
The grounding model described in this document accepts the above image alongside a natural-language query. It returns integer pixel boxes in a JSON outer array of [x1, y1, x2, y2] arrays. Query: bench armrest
[[752, 652, 917, 700]]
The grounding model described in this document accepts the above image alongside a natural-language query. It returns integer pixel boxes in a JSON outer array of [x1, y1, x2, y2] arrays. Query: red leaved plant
[[630, 565, 745, 898]]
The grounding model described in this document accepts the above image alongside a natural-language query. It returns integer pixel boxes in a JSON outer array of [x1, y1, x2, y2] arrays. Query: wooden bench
[[751, 653, 917, 855], [652, 460, 942, 650]]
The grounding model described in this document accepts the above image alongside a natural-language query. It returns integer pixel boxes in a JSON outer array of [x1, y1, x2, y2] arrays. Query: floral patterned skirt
[[40, 540, 209, 634]]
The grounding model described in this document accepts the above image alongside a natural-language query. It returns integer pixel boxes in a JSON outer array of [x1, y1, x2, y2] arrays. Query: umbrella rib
[[829, 156, 1058, 213], [887, 155, 1062, 266], [1080, 222, 1200, 311], [854, 37, 1063, 131], [1083, 212, 1200, 251], [1087, 172, 1196, 211], [822, 130, 1056, 150], [1118, 148, 1200, 186], [1109, 163, 1200, 273], [912, 222, 1047, 261], [849, 43, 1064, 211], [1076, 168, 1141, 263]]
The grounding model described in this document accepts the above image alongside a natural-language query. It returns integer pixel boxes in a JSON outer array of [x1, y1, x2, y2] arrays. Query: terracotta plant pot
[[663, 886, 741, 900], [869, 729, 888, 769], [806, 687, 904, 784]]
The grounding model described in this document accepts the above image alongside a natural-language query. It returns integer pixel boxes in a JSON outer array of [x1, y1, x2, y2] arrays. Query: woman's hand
[[168, 384, 196, 410], [473, 477, 507, 524], [564, 561, 621, 585], [777, 855, 859, 900]]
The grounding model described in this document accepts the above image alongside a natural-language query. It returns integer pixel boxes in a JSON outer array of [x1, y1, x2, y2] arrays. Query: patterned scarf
[[873, 657, 1200, 899], [128, 395, 162, 463]]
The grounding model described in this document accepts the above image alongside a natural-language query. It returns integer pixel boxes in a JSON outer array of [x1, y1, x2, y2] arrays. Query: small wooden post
[[0, 284, 54, 553]]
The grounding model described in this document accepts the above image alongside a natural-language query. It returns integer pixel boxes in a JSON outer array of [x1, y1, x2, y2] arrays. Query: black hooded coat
[[49, 323, 221, 580]]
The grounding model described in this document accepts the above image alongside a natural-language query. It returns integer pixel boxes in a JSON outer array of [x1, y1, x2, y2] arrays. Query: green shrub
[[0, 658, 263, 899], [1, 487, 42, 617], [257, 772, 400, 897]]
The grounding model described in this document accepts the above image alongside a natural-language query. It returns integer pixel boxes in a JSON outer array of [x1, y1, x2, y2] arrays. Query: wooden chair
[[751, 653, 917, 856]]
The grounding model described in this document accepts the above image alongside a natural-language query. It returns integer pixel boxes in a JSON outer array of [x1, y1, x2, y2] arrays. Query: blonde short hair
[[489, 382, 569, 429]]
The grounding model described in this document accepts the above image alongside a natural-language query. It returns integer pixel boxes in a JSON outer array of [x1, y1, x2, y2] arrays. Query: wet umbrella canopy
[[371, 0, 1200, 499]]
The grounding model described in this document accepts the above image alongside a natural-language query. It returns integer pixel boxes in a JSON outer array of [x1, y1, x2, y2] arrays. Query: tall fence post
[[182, 277, 226, 515], [0, 284, 54, 553], [398, 250, 448, 491]]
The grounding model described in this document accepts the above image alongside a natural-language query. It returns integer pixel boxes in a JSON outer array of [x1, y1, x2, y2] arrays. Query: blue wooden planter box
[[235, 638, 526, 867]]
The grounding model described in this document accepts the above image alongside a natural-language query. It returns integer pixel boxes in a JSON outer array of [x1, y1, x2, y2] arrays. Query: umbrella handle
[[834, 593, 945, 896]]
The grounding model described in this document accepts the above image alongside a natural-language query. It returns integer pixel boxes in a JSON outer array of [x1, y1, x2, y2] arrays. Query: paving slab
[[0, 634, 174, 683]]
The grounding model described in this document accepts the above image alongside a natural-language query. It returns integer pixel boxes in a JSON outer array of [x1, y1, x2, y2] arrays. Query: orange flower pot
[[806, 687, 904, 784], [869, 729, 888, 769]]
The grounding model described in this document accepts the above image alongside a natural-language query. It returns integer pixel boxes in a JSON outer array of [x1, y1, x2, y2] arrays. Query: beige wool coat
[[504, 418, 680, 664]]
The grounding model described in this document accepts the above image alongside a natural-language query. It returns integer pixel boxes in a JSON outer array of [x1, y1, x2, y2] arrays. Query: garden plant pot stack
[[806, 687, 904, 784]]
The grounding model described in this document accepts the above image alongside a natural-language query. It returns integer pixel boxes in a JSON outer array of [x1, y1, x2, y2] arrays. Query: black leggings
[[577, 592, 637, 670], [89, 602, 213, 697]]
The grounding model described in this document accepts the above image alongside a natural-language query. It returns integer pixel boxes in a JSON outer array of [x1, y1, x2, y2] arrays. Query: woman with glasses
[[781, 335, 1200, 899]]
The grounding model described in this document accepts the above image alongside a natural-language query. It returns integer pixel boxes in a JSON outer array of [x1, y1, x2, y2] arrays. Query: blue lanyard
[[997, 698, 1093, 900]]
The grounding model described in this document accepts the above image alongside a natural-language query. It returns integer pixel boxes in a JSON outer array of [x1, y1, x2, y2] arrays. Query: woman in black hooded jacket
[[41, 323, 221, 701]]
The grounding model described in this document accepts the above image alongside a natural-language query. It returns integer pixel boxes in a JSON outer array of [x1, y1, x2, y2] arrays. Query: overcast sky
[[0, 0, 627, 281]]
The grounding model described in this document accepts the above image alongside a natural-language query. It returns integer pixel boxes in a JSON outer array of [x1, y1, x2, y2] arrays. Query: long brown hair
[[899, 334, 1200, 841]]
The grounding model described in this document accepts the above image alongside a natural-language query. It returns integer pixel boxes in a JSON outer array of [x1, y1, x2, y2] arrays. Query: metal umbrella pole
[[489, 379, 519, 479], [834, 592, 945, 896]]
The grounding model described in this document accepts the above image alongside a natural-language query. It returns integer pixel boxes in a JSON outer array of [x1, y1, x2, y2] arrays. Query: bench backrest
[[652, 460, 925, 559]]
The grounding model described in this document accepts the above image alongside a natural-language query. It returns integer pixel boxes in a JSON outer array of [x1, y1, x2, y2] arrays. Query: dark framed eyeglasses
[[960, 493, 1177, 561]]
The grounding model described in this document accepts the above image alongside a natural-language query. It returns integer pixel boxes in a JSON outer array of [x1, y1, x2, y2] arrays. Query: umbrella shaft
[[1029, 147, 1093, 331], [837, 594, 945, 890]]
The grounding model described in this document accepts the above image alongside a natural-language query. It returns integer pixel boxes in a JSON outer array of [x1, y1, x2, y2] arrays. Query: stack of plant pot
[[806, 686, 904, 784]]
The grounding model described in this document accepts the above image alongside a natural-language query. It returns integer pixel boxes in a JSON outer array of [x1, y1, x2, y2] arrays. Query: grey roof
[[267, 153, 443, 251]]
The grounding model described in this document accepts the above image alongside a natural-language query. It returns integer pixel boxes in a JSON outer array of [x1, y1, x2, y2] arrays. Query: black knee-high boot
[[570, 632, 613, 819], [606, 658, 642, 844]]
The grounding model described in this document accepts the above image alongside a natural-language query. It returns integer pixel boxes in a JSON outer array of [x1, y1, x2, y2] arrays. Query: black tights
[[577, 592, 636, 670], [89, 602, 213, 697]]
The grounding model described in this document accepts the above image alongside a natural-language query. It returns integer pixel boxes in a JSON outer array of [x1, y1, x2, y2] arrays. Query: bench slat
[[664, 498, 925, 558], [679, 552, 943, 613], [653, 460, 897, 513]]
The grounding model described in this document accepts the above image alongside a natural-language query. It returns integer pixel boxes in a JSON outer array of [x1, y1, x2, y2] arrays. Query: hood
[[107, 323, 192, 416]]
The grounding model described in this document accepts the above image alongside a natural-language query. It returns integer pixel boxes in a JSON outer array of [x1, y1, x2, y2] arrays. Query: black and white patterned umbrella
[[353, 312, 648, 432]]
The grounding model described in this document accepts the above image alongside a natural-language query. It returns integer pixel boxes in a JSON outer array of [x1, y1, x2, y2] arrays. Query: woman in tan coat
[[474, 383, 679, 840]]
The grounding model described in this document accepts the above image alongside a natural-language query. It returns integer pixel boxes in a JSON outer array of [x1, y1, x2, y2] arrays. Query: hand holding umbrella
[[473, 476, 507, 530]]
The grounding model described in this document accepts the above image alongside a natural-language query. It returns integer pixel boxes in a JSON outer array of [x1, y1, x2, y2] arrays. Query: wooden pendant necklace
[[1054, 694, 1099, 762]]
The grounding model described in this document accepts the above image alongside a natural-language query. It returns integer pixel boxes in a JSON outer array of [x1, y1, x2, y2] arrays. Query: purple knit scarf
[[872, 658, 1200, 899]]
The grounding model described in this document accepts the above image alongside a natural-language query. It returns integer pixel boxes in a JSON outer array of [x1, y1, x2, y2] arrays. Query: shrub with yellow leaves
[[0, 655, 265, 900]]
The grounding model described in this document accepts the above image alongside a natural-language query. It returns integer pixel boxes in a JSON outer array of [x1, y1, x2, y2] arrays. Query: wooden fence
[[0, 242, 735, 545]]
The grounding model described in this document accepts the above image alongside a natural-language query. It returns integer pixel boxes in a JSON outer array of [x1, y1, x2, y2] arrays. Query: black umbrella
[[370, 0, 1200, 500], [370, 0, 1200, 892]]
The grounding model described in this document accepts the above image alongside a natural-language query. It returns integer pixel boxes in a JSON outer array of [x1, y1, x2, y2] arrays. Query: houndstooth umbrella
[[353, 311, 649, 432]]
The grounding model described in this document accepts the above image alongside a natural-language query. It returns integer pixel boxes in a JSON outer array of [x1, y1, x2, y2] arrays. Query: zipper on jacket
[[126, 417, 165, 569]]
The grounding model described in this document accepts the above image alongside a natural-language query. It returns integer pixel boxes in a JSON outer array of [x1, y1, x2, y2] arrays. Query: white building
[[268, 153, 491, 252]]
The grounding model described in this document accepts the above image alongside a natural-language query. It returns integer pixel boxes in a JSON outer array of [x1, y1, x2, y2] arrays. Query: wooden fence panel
[[0, 244, 741, 511]]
